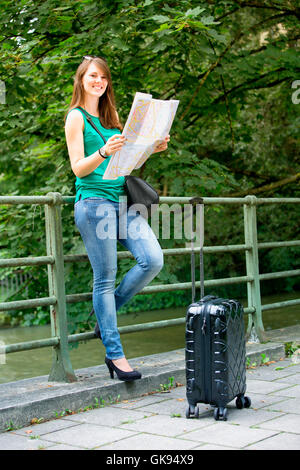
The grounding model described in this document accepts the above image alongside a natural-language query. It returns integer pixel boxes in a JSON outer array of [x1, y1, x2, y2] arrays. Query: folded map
[[103, 92, 179, 180]]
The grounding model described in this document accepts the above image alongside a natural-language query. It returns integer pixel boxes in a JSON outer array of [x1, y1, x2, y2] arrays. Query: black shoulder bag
[[78, 107, 159, 216]]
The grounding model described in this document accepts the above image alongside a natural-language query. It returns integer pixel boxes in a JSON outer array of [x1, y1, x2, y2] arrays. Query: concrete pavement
[[0, 325, 299, 450]]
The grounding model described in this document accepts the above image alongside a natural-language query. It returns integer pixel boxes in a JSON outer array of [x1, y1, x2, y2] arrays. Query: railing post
[[45, 192, 77, 382], [243, 196, 267, 342]]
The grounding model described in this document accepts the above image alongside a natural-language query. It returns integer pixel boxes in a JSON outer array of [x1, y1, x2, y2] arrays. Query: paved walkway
[[0, 353, 299, 450]]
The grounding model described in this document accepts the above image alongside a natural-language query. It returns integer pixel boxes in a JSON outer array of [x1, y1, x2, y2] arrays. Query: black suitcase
[[185, 198, 251, 421]]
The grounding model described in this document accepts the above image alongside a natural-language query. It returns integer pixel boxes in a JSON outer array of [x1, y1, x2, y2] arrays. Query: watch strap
[[98, 146, 107, 158]]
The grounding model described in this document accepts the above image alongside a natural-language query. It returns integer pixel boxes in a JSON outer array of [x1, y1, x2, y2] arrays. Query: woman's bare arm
[[65, 110, 105, 178], [65, 110, 125, 178]]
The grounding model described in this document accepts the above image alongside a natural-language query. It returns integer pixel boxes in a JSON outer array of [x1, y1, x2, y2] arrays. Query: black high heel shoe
[[105, 357, 142, 382]]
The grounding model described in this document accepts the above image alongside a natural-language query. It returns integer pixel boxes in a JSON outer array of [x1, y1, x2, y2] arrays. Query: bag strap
[[189, 197, 204, 302], [77, 107, 107, 144]]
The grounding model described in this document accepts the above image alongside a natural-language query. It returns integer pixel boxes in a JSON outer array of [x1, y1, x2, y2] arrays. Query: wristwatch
[[98, 146, 107, 158]]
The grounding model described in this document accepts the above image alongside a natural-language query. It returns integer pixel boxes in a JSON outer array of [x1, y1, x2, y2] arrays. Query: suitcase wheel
[[235, 395, 251, 409], [214, 407, 228, 421], [186, 404, 199, 419]]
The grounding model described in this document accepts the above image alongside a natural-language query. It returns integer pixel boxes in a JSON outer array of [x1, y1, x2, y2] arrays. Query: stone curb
[[0, 341, 286, 433], [245, 341, 285, 365]]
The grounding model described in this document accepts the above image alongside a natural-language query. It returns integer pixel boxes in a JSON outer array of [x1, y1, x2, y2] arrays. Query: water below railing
[[0, 291, 299, 384]]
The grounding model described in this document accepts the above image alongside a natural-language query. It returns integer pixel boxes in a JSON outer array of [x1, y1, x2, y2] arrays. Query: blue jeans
[[74, 197, 164, 360]]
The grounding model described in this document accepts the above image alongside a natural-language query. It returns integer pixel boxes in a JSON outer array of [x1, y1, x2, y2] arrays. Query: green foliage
[[0, 0, 299, 330], [285, 341, 300, 357]]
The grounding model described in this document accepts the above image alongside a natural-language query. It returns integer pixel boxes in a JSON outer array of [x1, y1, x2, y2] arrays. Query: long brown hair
[[65, 57, 122, 130]]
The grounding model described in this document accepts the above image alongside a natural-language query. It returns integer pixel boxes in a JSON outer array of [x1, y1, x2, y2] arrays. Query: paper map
[[103, 92, 179, 180]]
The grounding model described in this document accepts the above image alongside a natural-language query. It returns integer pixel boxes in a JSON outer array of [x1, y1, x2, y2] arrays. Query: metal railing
[[0, 193, 299, 382], [0, 271, 30, 300]]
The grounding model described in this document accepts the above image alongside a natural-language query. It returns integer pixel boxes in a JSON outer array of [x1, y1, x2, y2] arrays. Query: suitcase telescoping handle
[[189, 197, 204, 303]]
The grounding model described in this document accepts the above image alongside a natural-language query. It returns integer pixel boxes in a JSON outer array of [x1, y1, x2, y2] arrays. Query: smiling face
[[82, 62, 108, 98], [69, 57, 120, 130]]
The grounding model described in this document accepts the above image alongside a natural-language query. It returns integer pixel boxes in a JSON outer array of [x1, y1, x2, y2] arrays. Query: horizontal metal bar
[[0, 195, 55, 205], [67, 331, 95, 343], [0, 301, 281, 353], [120, 308, 255, 332], [244, 307, 256, 314], [142, 276, 253, 293], [0, 304, 266, 352], [258, 240, 300, 249], [160, 197, 250, 205], [3, 195, 299, 207], [69, 307, 256, 343], [118, 308, 256, 332], [259, 269, 300, 281], [61, 196, 250, 205], [262, 299, 300, 311], [64, 244, 251, 264], [1, 243, 295, 270], [67, 318, 187, 343], [170, 244, 251, 254], [62, 196, 300, 205], [126, 244, 250, 257], [66, 293, 91, 303], [0, 256, 55, 268], [255, 198, 300, 205], [0, 296, 57, 311], [0, 337, 60, 354], [66, 275, 254, 304], [120, 318, 186, 334]]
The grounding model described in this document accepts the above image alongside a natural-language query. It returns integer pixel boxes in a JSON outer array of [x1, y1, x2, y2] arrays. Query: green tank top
[[67, 106, 126, 203]]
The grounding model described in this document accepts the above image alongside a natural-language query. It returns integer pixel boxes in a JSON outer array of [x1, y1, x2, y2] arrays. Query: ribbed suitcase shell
[[186, 295, 249, 420]]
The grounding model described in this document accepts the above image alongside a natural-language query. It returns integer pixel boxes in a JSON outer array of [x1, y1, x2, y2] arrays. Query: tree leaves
[[0, 0, 299, 328]]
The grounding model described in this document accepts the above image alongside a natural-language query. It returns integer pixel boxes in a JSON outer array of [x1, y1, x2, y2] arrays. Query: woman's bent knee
[[144, 250, 164, 274]]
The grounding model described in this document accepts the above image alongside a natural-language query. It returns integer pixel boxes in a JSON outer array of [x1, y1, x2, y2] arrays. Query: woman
[[65, 56, 169, 381]]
